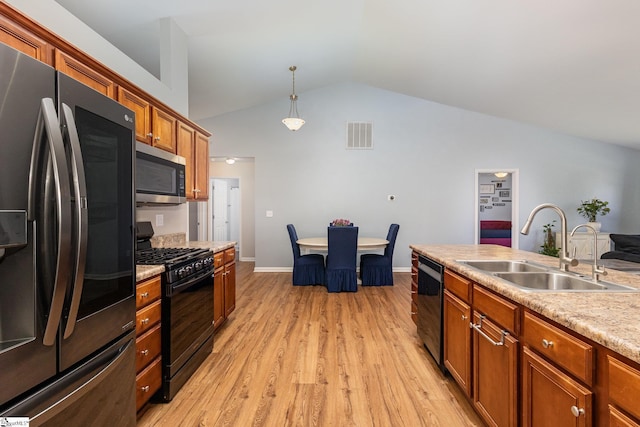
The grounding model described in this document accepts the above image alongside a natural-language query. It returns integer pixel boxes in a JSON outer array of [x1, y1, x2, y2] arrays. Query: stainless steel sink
[[494, 272, 640, 293], [459, 260, 549, 273]]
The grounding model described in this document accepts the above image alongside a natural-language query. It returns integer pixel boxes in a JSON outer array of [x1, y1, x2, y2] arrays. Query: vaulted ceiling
[[55, 0, 640, 148]]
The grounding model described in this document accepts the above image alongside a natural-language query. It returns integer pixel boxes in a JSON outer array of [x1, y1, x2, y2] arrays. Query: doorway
[[210, 178, 240, 250], [474, 169, 519, 248]]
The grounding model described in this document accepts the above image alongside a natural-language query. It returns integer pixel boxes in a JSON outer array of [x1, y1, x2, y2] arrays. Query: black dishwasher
[[416, 255, 445, 372]]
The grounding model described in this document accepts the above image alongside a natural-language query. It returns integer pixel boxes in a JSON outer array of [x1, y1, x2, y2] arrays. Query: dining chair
[[326, 226, 359, 292], [286, 224, 326, 285], [360, 223, 400, 286]]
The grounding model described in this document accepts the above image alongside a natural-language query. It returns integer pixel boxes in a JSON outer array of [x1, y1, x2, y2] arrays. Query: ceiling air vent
[[346, 122, 373, 150]]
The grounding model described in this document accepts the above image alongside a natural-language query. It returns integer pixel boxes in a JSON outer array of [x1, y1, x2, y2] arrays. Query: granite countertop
[[410, 244, 640, 364], [183, 241, 236, 253]]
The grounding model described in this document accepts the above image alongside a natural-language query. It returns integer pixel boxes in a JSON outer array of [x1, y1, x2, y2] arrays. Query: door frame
[[474, 169, 520, 248]]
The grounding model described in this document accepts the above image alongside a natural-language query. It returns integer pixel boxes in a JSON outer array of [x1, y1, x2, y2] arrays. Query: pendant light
[[282, 65, 305, 131]]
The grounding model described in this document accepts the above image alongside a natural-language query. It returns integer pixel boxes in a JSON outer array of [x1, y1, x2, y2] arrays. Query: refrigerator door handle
[[60, 103, 88, 339], [28, 98, 73, 347]]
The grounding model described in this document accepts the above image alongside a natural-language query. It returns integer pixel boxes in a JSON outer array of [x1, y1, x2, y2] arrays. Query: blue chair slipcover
[[287, 224, 326, 285], [326, 226, 359, 292], [360, 223, 399, 286]]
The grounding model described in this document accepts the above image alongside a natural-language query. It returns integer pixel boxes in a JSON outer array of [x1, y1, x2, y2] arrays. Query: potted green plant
[[577, 198, 610, 231], [539, 221, 560, 257]]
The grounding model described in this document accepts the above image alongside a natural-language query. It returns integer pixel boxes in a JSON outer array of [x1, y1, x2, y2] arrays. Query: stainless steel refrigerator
[[0, 43, 136, 426]]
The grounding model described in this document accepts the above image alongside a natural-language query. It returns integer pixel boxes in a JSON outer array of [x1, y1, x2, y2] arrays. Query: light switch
[[155, 214, 164, 226], [266, 210, 273, 218]]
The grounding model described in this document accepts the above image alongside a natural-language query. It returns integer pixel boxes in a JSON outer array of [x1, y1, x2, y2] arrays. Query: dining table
[[297, 237, 388, 252]]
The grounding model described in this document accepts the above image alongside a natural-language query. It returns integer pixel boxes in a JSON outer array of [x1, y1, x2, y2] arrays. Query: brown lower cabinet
[[471, 293, 519, 427], [439, 263, 640, 427], [522, 346, 592, 427], [443, 289, 471, 397], [135, 274, 162, 411], [213, 247, 236, 331]]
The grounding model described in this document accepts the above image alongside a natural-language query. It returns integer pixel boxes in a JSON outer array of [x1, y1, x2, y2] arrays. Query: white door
[[213, 179, 228, 241]]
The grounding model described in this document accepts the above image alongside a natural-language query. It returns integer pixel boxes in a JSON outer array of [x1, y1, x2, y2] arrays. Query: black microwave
[[135, 142, 186, 205]]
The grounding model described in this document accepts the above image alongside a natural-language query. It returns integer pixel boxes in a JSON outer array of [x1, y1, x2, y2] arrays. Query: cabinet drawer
[[136, 323, 161, 372], [472, 284, 519, 334], [523, 311, 593, 385], [608, 355, 640, 420], [444, 269, 471, 303], [224, 247, 236, 263], [213, 251, 224, 269], [136, 357, 162, 411], [136, 275, 161, 309], [609, 405, 640, 427], [136, 299, 161, 335]]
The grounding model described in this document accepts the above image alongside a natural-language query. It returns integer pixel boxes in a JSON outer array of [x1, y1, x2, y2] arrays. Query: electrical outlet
[[266, 210, 273, 218], [155, 214, 164, 226]]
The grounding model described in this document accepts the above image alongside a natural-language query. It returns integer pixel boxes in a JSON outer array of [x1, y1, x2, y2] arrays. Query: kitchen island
[[410, 244, 640, 363], [411, 244, 640, 426]]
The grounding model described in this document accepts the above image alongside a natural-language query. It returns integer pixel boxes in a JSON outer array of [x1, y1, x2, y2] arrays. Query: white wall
[[198, 83, 640, 270], [136, 204, 189, 237]]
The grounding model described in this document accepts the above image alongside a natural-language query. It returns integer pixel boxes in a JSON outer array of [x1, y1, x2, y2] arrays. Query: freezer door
[[0, 331, 136, 427], [0, 44, 58, 408]]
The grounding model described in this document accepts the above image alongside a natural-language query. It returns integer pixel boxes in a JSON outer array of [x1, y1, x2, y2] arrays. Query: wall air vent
[[346, 122, 373, 149]]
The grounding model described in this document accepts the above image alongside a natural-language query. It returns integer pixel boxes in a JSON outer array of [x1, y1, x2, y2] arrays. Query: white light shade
[[282, 117, 305, 131], [494, 172, 509, 178], [225, 158, 236, 164]]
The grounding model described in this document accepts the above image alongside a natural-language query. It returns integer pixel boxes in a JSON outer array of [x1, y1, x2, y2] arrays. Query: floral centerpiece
[[330, 218, 352, 226]]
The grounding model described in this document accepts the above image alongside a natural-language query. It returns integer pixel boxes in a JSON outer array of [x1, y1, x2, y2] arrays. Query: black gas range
[[135, 221, 215, 402], [136, 222, 214, 286]]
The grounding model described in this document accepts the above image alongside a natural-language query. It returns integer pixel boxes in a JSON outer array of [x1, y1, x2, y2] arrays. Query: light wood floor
[[137, 262, 484, 426]]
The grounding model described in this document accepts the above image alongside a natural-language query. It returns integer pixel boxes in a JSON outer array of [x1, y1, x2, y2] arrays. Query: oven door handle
[[169, 268, 214, 296]]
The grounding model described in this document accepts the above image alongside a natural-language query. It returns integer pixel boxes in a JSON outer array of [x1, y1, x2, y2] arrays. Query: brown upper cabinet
[[55, 49, 114, 98], [1, 3, 210, 158], [0, 14, 51, 63], [177, 121, 209, 200], [151, 107, 177, 153], [117, 87, 152, 144], [118, 87, 177, 153]]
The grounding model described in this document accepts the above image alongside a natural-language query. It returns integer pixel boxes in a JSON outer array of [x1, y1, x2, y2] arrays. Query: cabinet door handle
[[461, 315, 468, 321], [141, 385, 150, 393], [141, 318, 149, 325], [140, 349, 149, 356], [570, 406, 585, 417], [541, 339, 554, 349], [140, 292, 149, 298], [146, 133, 153, 137], [471, 315, 508, 346]]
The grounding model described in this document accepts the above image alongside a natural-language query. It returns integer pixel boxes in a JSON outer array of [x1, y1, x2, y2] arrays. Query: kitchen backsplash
[[151, 233, 186, 248]]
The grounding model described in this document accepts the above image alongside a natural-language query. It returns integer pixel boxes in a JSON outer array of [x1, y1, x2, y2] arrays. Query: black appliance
[[0, 43, 136, 425], [135, 222, 214, 401], [135, 141, 186, 205], [416, 255, 446, 372]]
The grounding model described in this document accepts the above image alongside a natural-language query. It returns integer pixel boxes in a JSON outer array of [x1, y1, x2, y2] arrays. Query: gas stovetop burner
[[136, 247, 205, 265]]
